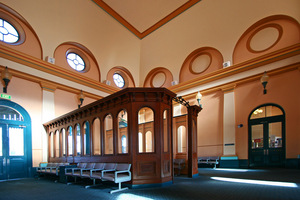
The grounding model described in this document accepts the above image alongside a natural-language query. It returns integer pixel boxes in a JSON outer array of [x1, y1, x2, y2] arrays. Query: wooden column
[[187, 105, 202, 178]]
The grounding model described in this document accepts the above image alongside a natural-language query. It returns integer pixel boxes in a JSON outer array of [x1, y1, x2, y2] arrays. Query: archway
[[248, 104, 285, 168], [0, 99, 32, 180]]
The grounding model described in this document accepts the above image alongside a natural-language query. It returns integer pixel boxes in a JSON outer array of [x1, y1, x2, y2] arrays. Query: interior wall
[[140, 0, 300, 86], [0, 0, 141, 85], [235, 69, 300, 159]]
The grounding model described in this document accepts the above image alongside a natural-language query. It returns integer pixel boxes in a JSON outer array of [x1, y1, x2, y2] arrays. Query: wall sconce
[[78, 90, 85, 108], [260, 71, 269, 95], [1, 66, 12, 93], [196, 91, 202, 108]]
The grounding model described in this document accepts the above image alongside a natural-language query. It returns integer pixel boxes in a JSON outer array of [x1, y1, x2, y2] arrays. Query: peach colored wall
[[4, 76, 43, 167], [140, 0, 300, 85], [0, 0, 141, 85], [186, 92, 224, 157], [0, 5, 42, 59], [235, 70, 300, 159], [54, 89, 96, 118]]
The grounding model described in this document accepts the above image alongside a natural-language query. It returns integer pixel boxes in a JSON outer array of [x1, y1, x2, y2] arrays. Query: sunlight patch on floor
[[211, 177, 298, 188]]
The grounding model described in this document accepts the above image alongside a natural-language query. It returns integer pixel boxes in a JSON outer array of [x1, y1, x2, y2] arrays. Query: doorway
[[248, 104, 285, 168], [0, 99, 32, 180]]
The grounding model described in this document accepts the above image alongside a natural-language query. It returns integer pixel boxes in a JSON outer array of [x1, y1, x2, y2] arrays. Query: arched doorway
[[0, 99, 32, 180], [248, 104, 285, 168]]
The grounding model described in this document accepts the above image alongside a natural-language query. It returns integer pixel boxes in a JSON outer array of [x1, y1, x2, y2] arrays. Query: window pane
[[55, 130, 59, 157], [76, 124, 81, 156], [250, 107, 266, 119], [251, 124, 263, 149], [0, 106, 24, 121], [138, 107, 154, 153], [84, 122, 90, 155], [0, 127, 2, 156], [269, 122, 282, 148], [50, 132, 54, 157], [104, 114, 113, 154], [177, 126, 186, 153], [62, 129, 66, 156], [0, 19, 19, 44], [9, 127, 24, 156], [68, 127, 73, 156], [113, 73, 125, 88], [66, 52, 85, 71], [118, 110, 128, 154], [163, 110, 168, 152], [266, 106, 283, 117], [92, 118, 101, 155]]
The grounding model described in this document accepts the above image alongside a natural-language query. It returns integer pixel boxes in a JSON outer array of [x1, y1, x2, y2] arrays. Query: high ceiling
[[92, 0, 202, 39]]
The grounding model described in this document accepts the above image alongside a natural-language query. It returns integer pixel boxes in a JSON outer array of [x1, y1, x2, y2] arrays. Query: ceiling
[[92, 0, 202, 39]]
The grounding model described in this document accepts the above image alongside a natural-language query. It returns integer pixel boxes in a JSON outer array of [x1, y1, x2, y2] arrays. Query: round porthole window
[[66, 52, 86, 71], [113, 73, 125, 88], [0, 18, 19, 44]]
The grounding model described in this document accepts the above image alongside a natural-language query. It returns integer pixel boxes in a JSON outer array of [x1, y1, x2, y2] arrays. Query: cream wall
[[139, 0, 300, 85], [0, 0, 141, 85]]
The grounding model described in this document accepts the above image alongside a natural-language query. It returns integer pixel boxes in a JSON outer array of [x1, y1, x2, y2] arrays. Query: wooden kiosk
[[44, 88, 176, 187]]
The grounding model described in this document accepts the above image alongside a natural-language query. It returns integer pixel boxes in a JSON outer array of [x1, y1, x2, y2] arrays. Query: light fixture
[[260, 71, 269, 94], [1, 66, 12, 93], [196, 91, 202, 108], [78, 90, 85, 108]]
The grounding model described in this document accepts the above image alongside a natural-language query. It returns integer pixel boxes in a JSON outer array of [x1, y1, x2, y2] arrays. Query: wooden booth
[[44, 88, 176, 187]]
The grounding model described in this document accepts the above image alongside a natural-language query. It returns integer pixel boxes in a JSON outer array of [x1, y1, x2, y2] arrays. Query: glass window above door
[[0, 106, 24, 121], [250, 105, 283, 119]]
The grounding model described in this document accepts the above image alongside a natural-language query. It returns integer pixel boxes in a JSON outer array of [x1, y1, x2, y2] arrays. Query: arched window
[[118, 109, 128, 154], [61, 128, 66, 156], [67, 52, 86, 71], [50, 132, 54, 158], [138, 107, 154, 153], [55, 130, 60, 157], [177, 126, 186, 153], [83, 121, 90, 155], [67, 126, 73, 156], [75, 124, 81, 156], [92, 118, 101, 155], [104, 114, 113, 155], [163, 110, 169, 152]]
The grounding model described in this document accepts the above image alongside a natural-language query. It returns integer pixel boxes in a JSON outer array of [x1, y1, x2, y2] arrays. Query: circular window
[[113, 73, 125, 88], [0, 18, 19, 44], [66, 52, 86, 71]]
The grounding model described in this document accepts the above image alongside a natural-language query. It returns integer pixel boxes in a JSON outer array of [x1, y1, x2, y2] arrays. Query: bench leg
[[110, 182, 128, 194]]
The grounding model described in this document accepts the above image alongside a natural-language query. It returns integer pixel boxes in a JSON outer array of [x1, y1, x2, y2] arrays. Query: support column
[[187, 105, 202, 178], [40, 82, 56, 162], [221, 85, 238, 167]]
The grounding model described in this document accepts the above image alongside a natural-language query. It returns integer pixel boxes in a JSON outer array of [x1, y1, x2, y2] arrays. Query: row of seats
[[198, 156, 219, 169], [65, 162, 131, 194], [36, 162, 69, 176]]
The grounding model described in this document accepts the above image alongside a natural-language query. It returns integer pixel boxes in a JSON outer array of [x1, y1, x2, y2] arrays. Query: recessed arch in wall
[[0, 3, 43, 59], [179, 47, 223, 83], [106, 66, 135, 89], [54, 42, 101, 82], [233, 15, 300, 64], [143, 67, 173, 88]]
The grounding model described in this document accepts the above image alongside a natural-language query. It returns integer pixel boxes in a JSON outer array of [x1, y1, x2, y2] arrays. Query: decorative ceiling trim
[[92, 0, 202, 39]]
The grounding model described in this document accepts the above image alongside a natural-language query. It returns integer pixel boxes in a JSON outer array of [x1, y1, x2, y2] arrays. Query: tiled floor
[[0, 168, 299, 200]]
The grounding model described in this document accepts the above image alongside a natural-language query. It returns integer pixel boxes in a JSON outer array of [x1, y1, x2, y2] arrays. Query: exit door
[[248, 105, 285, 168], [0, 124, 28, 179], [0, 99, 32, 180]]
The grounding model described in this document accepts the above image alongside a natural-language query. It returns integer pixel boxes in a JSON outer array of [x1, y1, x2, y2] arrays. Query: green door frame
[[248, 103, 286, 168], [0, 99, 32, 180]]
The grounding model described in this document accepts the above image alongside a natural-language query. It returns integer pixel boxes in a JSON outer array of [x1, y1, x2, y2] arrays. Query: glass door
[[249, 105, 285, 168], [0, 124, 27, 179]]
